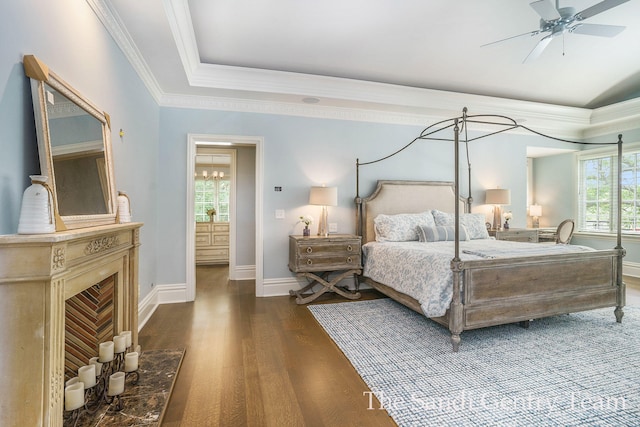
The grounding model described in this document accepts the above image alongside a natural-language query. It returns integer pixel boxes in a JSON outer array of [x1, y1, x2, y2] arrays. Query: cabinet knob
[[347, 245, 353, 252], [306, 246, 313, 253], [306, 259, 313, 265], [347, 257, 353, 264]]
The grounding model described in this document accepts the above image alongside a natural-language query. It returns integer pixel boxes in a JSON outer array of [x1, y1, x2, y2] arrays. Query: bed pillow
[[374, 211, 436, 242], [417, 225, 470, 242], [431, 210, 490, 240]]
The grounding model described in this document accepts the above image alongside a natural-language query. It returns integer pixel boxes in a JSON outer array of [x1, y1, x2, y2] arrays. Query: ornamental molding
[[85, 236, 120, 255]]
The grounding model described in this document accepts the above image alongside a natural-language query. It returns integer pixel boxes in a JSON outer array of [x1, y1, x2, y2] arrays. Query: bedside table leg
[[291, 270, 361, 304]]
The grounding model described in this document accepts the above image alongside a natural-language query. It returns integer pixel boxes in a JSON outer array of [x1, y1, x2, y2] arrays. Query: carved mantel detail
[[51, 246, 66, 271], [85, 235, 120, 255]]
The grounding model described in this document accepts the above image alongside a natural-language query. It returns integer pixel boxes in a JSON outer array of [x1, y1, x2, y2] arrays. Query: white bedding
[[362, 240, 595, 318]]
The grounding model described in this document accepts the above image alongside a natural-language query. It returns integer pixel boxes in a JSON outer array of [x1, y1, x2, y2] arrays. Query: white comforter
[[362, 240, 594, 318]]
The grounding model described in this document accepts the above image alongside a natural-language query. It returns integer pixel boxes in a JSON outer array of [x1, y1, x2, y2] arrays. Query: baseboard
[[231, 264, 255, 281], [157, 283, 188, 304], [137, 283, 188, 332], [624, 261, 640, 278], [138, 285, 159, 332]]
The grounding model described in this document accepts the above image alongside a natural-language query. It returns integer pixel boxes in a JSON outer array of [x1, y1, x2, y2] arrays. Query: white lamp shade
[[530, 204, 542, 217], [309, 186, 338, 206], [485, 189, 511, 205]]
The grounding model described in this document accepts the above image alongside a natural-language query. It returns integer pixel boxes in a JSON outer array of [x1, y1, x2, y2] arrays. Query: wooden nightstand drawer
[[195, 233, 211, 246], [288, 234, 362, 273]]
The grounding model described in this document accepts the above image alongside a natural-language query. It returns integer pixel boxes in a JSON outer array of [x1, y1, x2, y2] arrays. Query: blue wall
[[0, 0, 160, 297]]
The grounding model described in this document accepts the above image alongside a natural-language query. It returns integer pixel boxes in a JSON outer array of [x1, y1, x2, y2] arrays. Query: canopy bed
[[355, 108, 625, 352]]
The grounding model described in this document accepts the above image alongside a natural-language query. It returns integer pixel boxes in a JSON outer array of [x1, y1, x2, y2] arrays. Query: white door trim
[[186, 134, 264, 301]]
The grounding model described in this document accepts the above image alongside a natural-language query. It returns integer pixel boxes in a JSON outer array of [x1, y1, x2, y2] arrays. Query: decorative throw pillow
[[431, 210, 490, 240], [417, 225, 470, 242], [374, 211, 436, 242]]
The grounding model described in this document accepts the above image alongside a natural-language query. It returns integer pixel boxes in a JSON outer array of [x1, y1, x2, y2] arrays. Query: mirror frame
[[24, 54, 117, 230]]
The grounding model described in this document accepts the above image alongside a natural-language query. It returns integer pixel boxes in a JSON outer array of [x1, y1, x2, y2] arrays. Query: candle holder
[[125, 368, 140, 385], [104, 393, 125, 412], [63, 407, 81, 427]]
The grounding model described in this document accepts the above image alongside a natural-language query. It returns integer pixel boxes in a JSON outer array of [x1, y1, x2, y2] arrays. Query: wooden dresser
[[195, 222, 229, 264]]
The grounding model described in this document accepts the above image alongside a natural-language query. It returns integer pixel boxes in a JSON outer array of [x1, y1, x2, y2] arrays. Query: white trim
[[137, 285, 159, 332], [624, 261, 640, 278], [233, 265, 256, 281], [157, 283, 188, 304], [187, 134, 264, 299]]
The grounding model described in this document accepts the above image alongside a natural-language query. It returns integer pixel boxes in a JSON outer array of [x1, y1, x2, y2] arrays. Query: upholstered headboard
[[358, 180, 468, 244]]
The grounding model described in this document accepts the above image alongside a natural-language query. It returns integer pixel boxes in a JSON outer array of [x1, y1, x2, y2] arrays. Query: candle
[[124, 351, 139, 372], [78, 365, 96, 388], [113, 334, 126, 354], [107, 372, 125, 396], [89, 357, 103, 377], [99, 341, 114, 362], [65, 377, 79, 387], [64, 382, 85, 411], [120, 330, 132, 348]]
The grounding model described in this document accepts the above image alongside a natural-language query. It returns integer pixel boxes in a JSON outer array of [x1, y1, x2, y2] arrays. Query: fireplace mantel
[[0, 222, 142, 426]]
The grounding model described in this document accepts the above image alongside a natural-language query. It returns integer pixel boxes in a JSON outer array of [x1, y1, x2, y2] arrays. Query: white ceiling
[[97, 0, 640, 130]]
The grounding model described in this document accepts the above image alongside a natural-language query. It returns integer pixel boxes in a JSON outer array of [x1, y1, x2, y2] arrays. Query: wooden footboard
[[362, 248, 625, 351]]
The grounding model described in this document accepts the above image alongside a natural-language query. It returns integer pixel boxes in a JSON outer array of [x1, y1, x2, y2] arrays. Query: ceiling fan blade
[[576, 0, 630, 20], [530, 0, 561, 21], [571, 23, 626, 37], [523, 36, 553, 63], [481, 30, 540, 47]]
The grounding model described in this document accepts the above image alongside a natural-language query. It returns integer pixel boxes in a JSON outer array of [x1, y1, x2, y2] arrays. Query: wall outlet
[[275, 209, 285, 219], [329, 223, 338, 232]]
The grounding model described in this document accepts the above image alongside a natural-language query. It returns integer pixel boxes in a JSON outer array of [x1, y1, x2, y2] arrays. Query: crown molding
[[95, 0, 639, 140], [86, 0, 163, 103]]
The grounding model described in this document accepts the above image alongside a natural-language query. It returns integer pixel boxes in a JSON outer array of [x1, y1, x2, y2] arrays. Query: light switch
[[275, 209, 285, 219], [329, 223, 338, 232]]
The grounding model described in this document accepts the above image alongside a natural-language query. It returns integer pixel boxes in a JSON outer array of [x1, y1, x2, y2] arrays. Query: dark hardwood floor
[[138, 265, 396, 426], [139, 266, 640, 426]]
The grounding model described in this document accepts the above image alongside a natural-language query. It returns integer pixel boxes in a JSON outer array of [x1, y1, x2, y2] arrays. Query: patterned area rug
[[308, 300, 640, 427]]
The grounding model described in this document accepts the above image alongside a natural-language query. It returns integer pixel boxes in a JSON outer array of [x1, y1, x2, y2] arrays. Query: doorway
[[186, 134, 263, 301]]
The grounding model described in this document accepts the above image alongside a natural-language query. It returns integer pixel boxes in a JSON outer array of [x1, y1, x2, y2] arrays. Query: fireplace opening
[[64, 275, 115, 381]]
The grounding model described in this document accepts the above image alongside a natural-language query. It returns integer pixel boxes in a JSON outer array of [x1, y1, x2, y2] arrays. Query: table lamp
[[485, 188, 511, 231], [309, 186, 338, 237], [530, 204, 542, 228]]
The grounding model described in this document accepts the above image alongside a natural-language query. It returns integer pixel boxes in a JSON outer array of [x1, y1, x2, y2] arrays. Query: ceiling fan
[[483, 0, 630, 63]]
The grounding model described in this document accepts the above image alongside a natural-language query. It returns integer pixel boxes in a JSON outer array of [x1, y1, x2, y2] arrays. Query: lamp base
[[317, 206, 329, 237], [532, 217, 540, 228], [493, 206, 502, 231]]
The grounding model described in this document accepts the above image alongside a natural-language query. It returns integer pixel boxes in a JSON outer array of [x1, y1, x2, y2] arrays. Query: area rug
[[308, 300, 640, 427], [69, 348, 185, 427]]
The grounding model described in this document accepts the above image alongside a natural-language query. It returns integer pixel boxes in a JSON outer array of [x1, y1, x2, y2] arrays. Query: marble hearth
[[0, 223, 142, 427]]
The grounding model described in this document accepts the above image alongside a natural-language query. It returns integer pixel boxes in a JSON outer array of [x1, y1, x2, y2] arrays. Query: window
[[578, 146, 640, 233], [195, 178, 230, 222]]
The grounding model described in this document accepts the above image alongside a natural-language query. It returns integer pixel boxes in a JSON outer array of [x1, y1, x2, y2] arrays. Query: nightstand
[[489, 228, 538, 242], [288, 234, 362, 304]]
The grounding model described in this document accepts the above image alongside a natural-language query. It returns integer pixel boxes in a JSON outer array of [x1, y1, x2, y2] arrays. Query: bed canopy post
[[355, 158, 363, 237], [615, 135, 625, 323], [450, 117, 464, 352]]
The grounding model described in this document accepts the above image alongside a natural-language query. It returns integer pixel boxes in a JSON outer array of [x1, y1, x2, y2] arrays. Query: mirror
[[24, 55, 117, 230]]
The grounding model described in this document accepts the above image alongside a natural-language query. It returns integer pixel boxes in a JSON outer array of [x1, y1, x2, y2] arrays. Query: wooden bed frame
[[354, 110, 626, 352], [357, 180, 626, 352]]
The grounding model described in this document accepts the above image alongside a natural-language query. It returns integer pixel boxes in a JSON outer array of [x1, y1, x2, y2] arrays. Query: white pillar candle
[[65, 377, 80, 387], [64, 382, 85, 411], [113, 334, 126, 353], [107, 372, 125, 396], [78, 365, 96, 389], [120, 330, 132, 348], [124, 351, 139, 372], [99, 341, 114, 362], [89, 357, 103, 377]]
